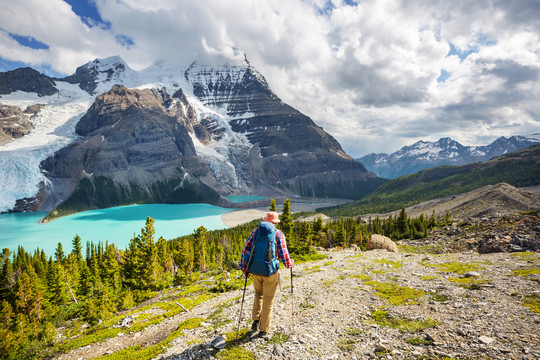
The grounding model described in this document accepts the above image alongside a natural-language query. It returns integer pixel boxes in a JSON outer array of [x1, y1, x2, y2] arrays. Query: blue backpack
[[243, 221, 280, 276]]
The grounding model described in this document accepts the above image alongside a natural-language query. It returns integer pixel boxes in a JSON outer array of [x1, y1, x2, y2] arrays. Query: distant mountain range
[[0, 56, 385, 216], [323, 143, 540, 217], [357, 135, 540, 179]]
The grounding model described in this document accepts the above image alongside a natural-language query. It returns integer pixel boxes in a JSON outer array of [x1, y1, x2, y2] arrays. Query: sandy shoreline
[[220, 197, 352, 227]]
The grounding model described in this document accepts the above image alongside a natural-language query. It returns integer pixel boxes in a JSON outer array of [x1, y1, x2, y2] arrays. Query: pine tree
[[279, 199, 294, 237], [0, 300, 15, 360], [47, 261, 69, 307], [55, 242, 65, 264], [313, 216, 323, 233], [141, 217, 160, 289], [396, 207, 409, 238], [334, 218, 347, 247], [269, 199, 277, 211], [15, 264, 44, 323], [193, 226, 208, 272], [101, 244, 121, 292], [72, 234, 83, 263], [0, 252, 15, 302]]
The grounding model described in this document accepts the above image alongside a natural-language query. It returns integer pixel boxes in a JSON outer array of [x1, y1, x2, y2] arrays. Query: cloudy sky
[[1, 0, 539, 157]]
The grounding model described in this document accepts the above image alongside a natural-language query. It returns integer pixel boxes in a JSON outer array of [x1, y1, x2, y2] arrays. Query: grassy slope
[[321, 144, 540, 217]]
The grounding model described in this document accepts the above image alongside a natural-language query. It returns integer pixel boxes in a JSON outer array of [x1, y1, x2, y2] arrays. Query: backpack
[[242, 221, 280, 276]]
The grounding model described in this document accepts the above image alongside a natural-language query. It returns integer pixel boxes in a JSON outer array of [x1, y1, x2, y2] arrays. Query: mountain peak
[[358, 135, 540, 179]]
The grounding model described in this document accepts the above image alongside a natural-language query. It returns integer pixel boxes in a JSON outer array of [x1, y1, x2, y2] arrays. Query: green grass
[[305, 265, 322, 273], [293, 252, 328, 263], [352, 273, 372, 281], [91, 317, 203, 360], [369, 308, 439, 332], [61, 292, 214, 352], [421, 275, 440, 281], [216, 346, 254, 360], [337, 338, 356, 351], [363, 281, 425, 305], [512, 268, 540, 276], [511, 252, 539, 261], [373, 259, 402, 268], [447, 277, 490, 290], [429, 292, 451, 302], [216, 328, 254, 360], [523, 294, 540, 314], [397, 244, 420, 253], [424, 261, 484, 274], [265, 332, 289, 345], [207, 299, 236, 330], [405, 337, 433, 346]]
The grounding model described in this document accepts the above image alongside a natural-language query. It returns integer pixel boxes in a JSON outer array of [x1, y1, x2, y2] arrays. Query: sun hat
[[263, 211, 280, 224]]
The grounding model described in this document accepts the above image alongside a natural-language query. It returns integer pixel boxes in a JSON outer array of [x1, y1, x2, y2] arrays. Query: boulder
[[367, 234, 399, 253]]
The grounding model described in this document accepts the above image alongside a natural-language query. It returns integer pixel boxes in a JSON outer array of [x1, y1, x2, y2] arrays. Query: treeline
[[0, 199, 444, 359]]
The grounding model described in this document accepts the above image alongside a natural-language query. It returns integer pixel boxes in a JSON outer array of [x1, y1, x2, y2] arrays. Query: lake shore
[[221, 197, 352, 227]]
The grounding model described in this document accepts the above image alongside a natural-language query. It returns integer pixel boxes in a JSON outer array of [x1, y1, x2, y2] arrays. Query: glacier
[[0, 56, 263, 212], [0, 82, 92, 212]]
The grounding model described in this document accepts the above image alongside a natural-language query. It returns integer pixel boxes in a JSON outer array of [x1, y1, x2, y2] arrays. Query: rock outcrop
[[0, 67, 57, 96], [0, 104, 44, 145], [367, 234, 399, 253]]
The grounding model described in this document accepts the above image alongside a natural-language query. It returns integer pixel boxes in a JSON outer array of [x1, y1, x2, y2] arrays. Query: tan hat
[[263, 211, 280, 224]]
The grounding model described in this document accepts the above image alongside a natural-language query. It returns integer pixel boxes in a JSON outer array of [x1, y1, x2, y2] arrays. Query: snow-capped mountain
[[357, 135, 540, 179], [0, 56, 383, 215]]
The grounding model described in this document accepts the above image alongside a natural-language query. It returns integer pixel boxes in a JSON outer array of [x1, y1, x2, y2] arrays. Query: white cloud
[[0, 0, 539, 157]]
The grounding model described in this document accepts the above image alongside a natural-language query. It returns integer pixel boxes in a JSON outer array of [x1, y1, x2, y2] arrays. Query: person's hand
[[290, 259, 294, 267]]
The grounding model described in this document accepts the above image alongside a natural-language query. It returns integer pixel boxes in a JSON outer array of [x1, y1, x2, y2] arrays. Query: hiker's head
[[263, 211, 280, 224]]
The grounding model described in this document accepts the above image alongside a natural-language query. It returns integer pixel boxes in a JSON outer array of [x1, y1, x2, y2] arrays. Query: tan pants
[[251, 271, 279, 332]]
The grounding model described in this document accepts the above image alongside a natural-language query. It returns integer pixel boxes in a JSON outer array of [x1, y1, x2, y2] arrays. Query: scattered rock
[[273, 345, 285, 356], [479, 336, 496, 345], [367, 234, 399, 253]]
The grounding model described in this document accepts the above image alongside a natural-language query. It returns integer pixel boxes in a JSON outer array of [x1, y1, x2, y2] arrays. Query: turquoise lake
[[0, 203, 235, 256]]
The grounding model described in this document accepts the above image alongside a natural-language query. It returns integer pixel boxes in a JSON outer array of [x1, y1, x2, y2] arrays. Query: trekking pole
[[290, 265, 294, 333], [236, 237, 258, 340], [236, 272, 249, 340]]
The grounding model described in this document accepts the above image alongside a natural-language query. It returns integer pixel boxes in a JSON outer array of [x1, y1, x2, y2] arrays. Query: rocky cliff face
[[0, 104, 45, 145], [40, 85, 226, 216], [184, 60, 383, 199], [0, 67, 57, 97], [358, 135, 540, 179]]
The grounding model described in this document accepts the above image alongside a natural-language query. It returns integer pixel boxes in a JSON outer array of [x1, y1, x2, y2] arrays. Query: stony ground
[[57, 246, 540, 360]]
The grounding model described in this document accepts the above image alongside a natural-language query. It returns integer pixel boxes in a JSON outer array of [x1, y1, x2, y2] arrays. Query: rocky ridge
[[363, 183, 540, 223], [0, 67, 58, 97]]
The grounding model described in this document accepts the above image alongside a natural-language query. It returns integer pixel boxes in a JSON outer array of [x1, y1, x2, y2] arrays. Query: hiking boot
[[250, 320, 259, 332], [258, 331, 270, 340]]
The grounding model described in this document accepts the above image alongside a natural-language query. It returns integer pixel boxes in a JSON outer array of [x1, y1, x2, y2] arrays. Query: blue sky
[[0, 0, 539, 156]]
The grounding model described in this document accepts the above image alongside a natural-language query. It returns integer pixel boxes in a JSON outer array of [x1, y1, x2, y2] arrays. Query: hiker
[[240, 211, 294, 336]]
